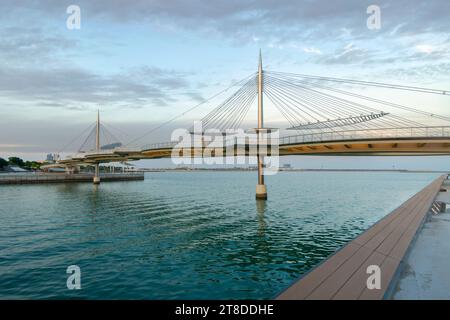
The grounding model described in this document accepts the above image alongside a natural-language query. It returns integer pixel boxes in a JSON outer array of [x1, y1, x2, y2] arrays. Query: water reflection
[[256, 200, 267, 236], [256, 199, 267, 214]]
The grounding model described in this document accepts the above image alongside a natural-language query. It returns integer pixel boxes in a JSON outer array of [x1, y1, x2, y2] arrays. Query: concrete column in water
[[256, 50, 267, 200], [93, 163, 100, 184]]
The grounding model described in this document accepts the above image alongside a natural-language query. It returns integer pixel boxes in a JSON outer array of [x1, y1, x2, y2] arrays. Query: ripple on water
[[0, 171, 439, 299]]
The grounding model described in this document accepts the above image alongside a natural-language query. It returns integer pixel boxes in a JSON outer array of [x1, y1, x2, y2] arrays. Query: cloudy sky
[[1, 0, 450, 169]]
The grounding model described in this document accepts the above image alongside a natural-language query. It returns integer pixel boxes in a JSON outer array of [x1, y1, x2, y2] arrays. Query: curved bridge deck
[[53, 126, 450, 166], [276, 175, 446, 300]]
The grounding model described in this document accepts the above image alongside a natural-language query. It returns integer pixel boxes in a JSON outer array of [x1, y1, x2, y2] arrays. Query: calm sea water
[[0, 171, 440, 299]]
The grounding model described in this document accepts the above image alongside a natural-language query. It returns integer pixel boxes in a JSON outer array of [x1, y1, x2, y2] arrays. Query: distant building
[[45, 153, 60, 163]]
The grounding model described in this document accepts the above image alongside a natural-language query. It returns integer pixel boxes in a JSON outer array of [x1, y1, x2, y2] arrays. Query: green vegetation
[[0, 157, 42, 170], [24, 161, 42, 170], [0, 157, 8, 169], [8, 157, 25, 167]]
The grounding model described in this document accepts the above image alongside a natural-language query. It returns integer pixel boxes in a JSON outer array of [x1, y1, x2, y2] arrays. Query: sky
[[1, 0, 450, 169]]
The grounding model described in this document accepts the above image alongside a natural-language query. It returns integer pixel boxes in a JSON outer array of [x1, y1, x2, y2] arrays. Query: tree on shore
[[8, 157, 25, 167], [24, 161, 41, 170], [0, 156, 42, 170], [0, 157, 8, 169]]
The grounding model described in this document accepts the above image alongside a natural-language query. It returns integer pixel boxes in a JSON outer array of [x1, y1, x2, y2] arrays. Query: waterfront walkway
[[0, 172, 144, 184], [277, 175, 446, 300], [393, 190, 450, 299]]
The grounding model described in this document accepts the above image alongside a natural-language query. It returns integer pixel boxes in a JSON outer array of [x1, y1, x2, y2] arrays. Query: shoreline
[[0, 172, 144, 185], [136, 168, 448, 173], [2, 168, 448, 174]]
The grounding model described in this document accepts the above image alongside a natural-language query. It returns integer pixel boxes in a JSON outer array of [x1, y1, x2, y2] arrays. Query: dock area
[[0, 172, 144, 184], [277, 174, 447, 300]]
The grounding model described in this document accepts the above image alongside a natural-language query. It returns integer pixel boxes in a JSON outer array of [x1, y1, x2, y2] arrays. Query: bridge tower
[[93, 110, 101, 184], [255, 50, 267, 200]]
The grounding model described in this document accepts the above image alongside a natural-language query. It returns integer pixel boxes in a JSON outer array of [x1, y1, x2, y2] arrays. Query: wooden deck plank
[[359, 256, 399, 300], [362, 185, 434, 251], [306, 246, 373, 299], [332, 251, 386, 300], [352, 194, 421, 246], [388, 219, 421, 261], [375, 189, 433, 256], [276, 175, 445, 300], [276, 243, 361, 299], [388, 201, 434, 260]]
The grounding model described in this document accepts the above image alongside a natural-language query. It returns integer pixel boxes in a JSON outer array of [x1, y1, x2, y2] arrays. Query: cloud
[[183, 92, 205, 103], [2, 1, 449, 42], [0, 23, 201, 111], [412, 42, 450, 60], [0, 63, 199, 110], [2, 1, 449, 66], [318, 43, 374, 65], [415, 44, 435, 54], [0, 9, 206, 112], [0, 143, 37, 149], [303, 47, 322, 55], [0, 26, 77, 66], [382, 62, 450, 83]]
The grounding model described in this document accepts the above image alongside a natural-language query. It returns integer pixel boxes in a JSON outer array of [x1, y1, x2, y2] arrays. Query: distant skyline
[[1, 0, 450, 169]]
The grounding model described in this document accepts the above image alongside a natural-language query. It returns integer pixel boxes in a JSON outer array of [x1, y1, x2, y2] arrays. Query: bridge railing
[[279, 126, 450, 145], [64, 150, 117, 160], [140, 126, 450, 151], [141, 141, 178, 150], [141, 135, 241, 151], [61, 126, 450, 161]]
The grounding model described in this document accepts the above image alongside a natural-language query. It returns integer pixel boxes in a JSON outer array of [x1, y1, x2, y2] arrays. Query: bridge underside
[[138, 138, 450, 159], [52, 137, 450, 168], [279, 137, 450, 156]]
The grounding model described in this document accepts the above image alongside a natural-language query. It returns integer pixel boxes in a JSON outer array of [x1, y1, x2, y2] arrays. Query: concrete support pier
[[256, 182, 267, 200], [93, 163, 101, 184], [256, 153, 267, 200]]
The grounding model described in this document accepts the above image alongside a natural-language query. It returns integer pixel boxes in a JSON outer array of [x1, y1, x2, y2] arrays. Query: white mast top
[[257, 49, 264, 129]]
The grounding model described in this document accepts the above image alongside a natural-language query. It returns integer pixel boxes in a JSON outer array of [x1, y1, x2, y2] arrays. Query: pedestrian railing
[[60, 126, 450, 161], [279, 126, 450, 145]]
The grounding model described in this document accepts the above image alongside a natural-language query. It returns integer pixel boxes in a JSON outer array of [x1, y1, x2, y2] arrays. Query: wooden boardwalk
[[277, 175, 446, 300]]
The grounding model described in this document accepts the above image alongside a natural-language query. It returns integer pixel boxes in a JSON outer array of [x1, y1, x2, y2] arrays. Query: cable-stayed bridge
[[44, 52, 450, 199]]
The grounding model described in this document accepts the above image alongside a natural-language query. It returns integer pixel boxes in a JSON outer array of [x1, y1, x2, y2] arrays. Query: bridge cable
[[209, 83, 257, 131], [124, 72, 257, 147], [201, 78, 256, 131], [265, 76, 420, 132], [267, 71, 450, 96], [201, 76, 256, 126], [266, 74, 429, 127], [268, 72, 450, 123], [56, 122, 96, 154], [272, 74, 425, 127]]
